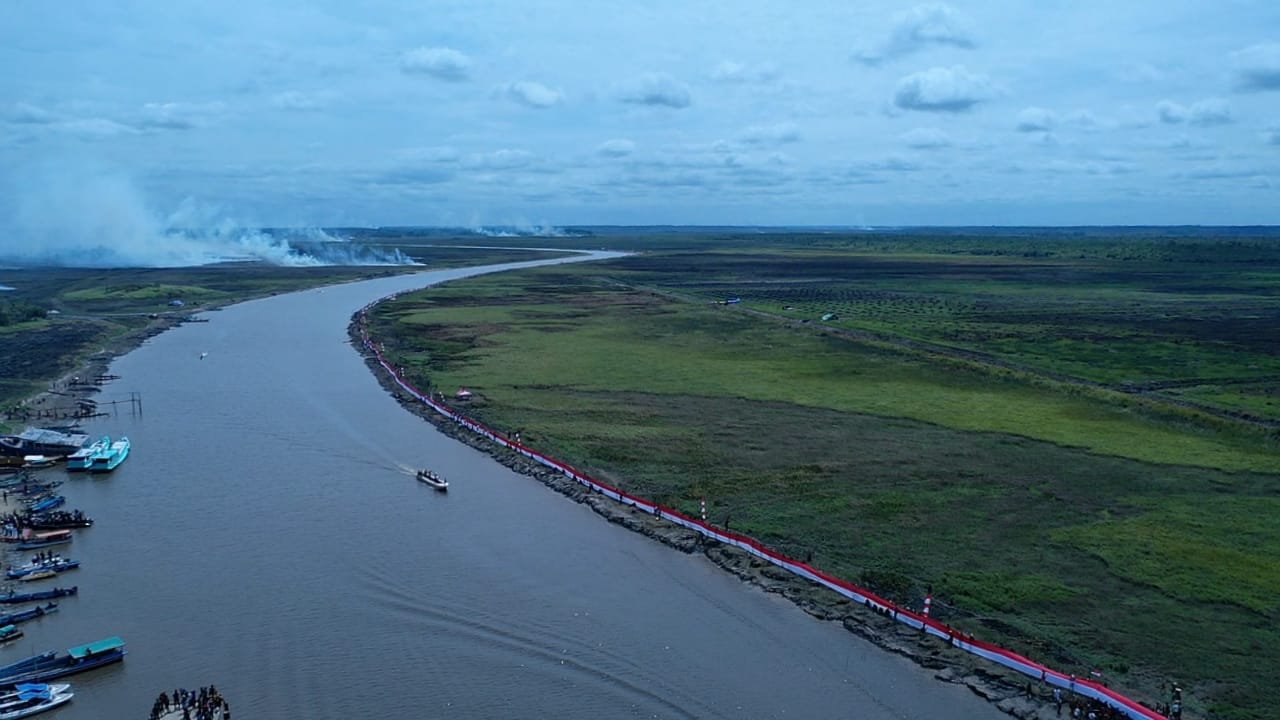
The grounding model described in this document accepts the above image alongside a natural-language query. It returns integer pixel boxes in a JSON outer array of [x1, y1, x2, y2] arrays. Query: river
[[13, 253, 1002, 719]]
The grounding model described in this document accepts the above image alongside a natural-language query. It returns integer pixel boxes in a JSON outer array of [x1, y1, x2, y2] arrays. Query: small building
[[455, 388, 473, 400]]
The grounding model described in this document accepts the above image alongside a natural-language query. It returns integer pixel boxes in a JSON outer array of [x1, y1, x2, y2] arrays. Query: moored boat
[[0, 605, 58, 627], [7, 560, 78, 580], [0, 682, 73, 719], [416, 469, 449, 491], [14, 531, 72, 552], [63, 437, 108, 473], [0, 429, 88, 459], [0, 587, 77, 605], [0, 636, 125, 685], [88, 437, 129, 473], [23, 511, 92, 530]]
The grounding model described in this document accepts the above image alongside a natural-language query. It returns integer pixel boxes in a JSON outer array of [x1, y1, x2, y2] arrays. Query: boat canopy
[[67, 636, 124, 659]]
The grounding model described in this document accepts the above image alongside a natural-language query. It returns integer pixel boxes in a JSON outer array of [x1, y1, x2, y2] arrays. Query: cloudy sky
[[3, 1, 1279, 229]]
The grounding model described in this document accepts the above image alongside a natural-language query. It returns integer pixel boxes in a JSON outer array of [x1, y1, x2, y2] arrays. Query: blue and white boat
[[6, 559, 79, 580], [64, 438, 108, 473], [88, 437, 129, 474], [0, 636, 125, 685], [0, 682, 73, 719]]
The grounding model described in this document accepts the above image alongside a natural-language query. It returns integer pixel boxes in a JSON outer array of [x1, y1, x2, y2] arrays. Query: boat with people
[[0, 588, 77, 605], [63, 437, 108, 473], [0, 605, 58, 627], [416, 469, 449, 491], [6, 558, 79, 580], [0, 637, 125, 685], [88, 437, 129, 473], [23, 511, 92, 530], [0, 683, 73, 719]]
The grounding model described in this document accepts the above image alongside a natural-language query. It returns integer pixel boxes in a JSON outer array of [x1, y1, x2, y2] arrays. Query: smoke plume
[[1, 170, 418, 268]]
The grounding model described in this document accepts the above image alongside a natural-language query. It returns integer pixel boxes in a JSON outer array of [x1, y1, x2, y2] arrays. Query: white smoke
[[1, 169, 419, 268]]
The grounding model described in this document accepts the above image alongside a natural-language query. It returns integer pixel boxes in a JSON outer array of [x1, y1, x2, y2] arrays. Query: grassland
[[366, 233, 1280, 720]]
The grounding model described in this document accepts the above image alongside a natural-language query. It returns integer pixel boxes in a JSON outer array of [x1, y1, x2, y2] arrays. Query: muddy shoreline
[[347, 319, 1087, 720]]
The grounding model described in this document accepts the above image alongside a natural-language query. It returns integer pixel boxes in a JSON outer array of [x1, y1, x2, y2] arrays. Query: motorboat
[[64, 438, 108, 472], [416, 469, 449, 492], [0, 682, 73, 719], [88, 437, 129, 473]]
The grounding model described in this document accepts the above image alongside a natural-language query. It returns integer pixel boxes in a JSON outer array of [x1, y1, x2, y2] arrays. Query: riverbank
[[348, 317, 1086, 720]]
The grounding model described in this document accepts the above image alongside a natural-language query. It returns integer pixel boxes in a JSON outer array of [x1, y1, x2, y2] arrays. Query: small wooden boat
[[0, 587, 77, 605], [18, 571, 57, 584], [416, 469, 449, 492], [0, 604, 58, 627], [0, 625, 22, 643], [0, 636, 125, 685]]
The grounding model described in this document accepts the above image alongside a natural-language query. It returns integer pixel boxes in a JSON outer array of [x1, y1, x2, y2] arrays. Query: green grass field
[[367, 236, 1280, 720]]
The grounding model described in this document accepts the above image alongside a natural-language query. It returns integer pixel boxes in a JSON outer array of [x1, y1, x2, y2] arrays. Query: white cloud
[[597, 139, 635, 157], [501, 81, 563, 108], [618, 73, 692, 108], [1156, 99, 1233, 126], [739, 122, 799, 145], [271, 91, 333, 112], [1016, 107, 1056, 132], [1231, 43, 1280, 91], [135, 102, 223, 130], [1264, 128, 1280, 146], [893, 66, 996, 112], [464, 149, 535, 170], [399, 47, 472, 82], [710, 61, 778, 84], [900, 127, 951, 149], [58, 118, 140, 139], [855, 3, 976, 65]]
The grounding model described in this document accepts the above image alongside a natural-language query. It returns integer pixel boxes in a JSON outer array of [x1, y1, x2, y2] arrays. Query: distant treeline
[[0, 300, 45, 326]]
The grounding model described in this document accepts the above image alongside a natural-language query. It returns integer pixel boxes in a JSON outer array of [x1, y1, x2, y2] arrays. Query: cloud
[[1231, 43, 1280, 91], [710, 61, 779, 84], [59, 118, 140, 139], [1015, 107, 1056, 132], [739, 122, 800, 145], [464, 149, 535, 170], [501, 81, 563, 108], [597, 139, 635, 157], [618, 73, 691, 108], [900, 127, 951, 149], [399, 47, 472, 82], [135, 102, 223, 130], [1265, 128, 1280, 146], [893, 66, 996, 112], [6, 102, 59, 124], [855, 3, 976, 65], [271, 91, 333, 111], [1156, 98, 1233, 126]]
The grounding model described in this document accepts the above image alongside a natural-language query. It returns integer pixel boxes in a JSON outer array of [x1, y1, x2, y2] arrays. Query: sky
[[2, 0, 1279, 234]]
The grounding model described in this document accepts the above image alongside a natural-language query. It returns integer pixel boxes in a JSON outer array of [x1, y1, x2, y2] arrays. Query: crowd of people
[[149, 686, 230, 720]]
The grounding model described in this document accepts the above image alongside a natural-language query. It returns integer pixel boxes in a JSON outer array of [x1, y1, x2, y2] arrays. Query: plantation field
[[367, 236, 1280, 720]]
